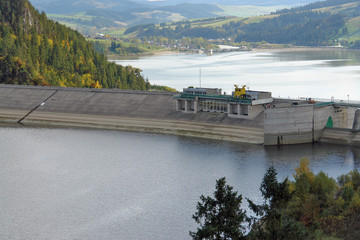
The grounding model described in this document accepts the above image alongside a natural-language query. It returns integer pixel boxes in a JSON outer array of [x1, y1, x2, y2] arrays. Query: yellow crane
[[234, 84, 246, 99]]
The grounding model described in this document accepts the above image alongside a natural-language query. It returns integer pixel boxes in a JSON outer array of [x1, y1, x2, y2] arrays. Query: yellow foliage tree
[[81, 73, 94, 87], [94, 81, 102, 89], [293, 158, 314, 181]]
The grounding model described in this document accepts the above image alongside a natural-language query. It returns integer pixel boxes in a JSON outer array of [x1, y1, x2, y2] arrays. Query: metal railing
[[299, 97, 360, 105], [173, 93, 252, 104]]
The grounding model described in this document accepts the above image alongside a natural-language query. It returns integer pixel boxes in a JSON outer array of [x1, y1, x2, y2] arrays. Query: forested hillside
[[234, 12, 346, 45], [0, 0, 148, 89]]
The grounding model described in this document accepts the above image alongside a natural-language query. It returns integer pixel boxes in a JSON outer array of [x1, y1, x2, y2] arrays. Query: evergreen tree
[[247, 167, 300, 240], [190, 177, 247, 240]]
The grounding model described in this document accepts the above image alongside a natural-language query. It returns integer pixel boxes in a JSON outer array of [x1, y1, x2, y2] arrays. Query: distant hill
[[30, 0, 224, 30], [31, 0, 318, 31], [131, 0, 315, 7], [31, 0, 316, 7], [130, 0, 360, 47], [0, 0, 148, 89], [33, 0, 144, 14]]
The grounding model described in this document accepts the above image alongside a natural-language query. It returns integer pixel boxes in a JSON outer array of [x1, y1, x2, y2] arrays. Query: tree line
[[191, 159, 360, 239], [0, 0, 148, 90], [91, 39, 162, 56]]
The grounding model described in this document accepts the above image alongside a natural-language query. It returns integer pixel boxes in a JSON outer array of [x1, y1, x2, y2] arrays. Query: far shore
[[251, 46, 354, 53], [108, 46, 356, 59], [107, 49, 182, 60]]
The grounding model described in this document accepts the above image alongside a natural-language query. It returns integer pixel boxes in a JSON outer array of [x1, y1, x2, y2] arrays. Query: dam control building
[[175, 87, 273, 119]]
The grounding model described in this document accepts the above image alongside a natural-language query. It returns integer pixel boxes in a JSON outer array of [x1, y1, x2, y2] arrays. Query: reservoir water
[[1, 127, 359, 239], [114, 49, 360, 100]]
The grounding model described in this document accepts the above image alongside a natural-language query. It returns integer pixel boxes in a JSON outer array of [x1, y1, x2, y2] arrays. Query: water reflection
[[264, 143, 360, 179], [270, 50, 360, 66], [114, 49, 360, 100]]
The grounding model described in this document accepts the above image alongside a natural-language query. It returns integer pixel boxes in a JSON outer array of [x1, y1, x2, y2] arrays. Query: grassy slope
[[48, 12, 92, 21], [317, 1, 360, 13], [179, 15, 278, 28], [321, 1, 360, 41], [47, 12, 97, 35], [344, 16, 360, 41], [218, 4, 289, 17], [190, 17, 239, 28]]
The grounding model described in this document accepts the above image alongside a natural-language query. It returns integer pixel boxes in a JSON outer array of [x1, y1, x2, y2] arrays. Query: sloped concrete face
[[0, 85, 264, 127], [0, 85, 56, 110], [38, 89, 176, 118]]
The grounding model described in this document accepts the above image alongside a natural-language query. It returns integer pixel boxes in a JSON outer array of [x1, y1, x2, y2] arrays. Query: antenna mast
[[199, 68, 202, 88]]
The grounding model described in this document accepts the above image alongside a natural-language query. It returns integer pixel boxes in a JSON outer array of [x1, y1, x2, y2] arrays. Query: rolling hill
[[32, 0, 144, 14], [30, 0, 319, 33], [131, 0, 315, 7], [30, 0, 226, 33]]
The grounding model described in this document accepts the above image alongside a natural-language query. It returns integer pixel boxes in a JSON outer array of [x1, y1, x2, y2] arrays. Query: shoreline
[[107, 49, 181, 60], [251, 46, 353, 53], [108, 46, 356, 59]]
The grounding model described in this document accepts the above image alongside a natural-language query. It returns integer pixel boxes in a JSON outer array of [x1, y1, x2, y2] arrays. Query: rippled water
[[0, 127, 359, 239], [114, 49, 360, 100]]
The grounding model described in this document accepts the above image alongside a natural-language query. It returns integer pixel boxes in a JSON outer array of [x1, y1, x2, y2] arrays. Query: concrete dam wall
[[0, 85, 264, 144], [1, 85, 359, 146]]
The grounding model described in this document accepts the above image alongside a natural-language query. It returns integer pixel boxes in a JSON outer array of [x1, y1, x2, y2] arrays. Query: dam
[[0, 84, 359, 146]]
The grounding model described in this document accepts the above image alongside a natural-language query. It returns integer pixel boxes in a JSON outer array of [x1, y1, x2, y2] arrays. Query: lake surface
[[114, 49, 360, 100], [1, 127, 359, 239]]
